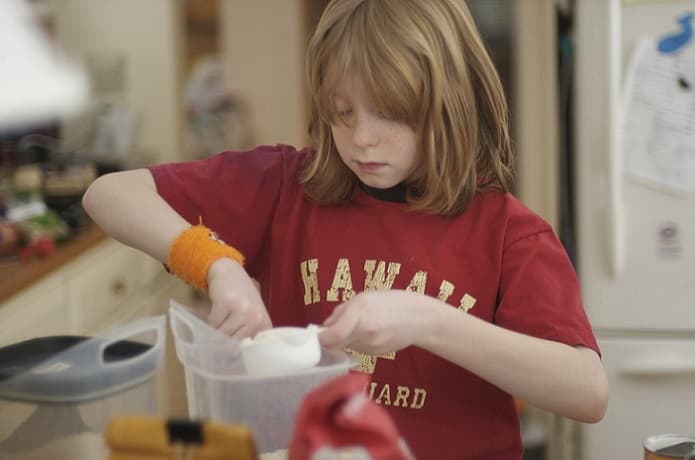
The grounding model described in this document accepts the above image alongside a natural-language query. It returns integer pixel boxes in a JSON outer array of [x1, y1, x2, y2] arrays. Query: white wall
[[513, 0, 559, 228], [220, 0, 307, 147], [49, 0, 184, 164]]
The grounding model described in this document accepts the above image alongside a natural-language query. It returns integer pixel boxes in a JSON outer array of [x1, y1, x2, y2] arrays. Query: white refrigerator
[[575, 0, 695, 459]]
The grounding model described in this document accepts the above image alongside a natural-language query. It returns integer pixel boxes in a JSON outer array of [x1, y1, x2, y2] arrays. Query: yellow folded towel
[[106, 416, 258, 460]]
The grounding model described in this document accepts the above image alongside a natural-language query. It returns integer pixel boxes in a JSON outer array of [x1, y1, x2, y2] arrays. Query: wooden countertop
[[0, 224, 108, 304]]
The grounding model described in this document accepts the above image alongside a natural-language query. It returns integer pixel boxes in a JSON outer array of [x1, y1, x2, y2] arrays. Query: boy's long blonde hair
[[302, 0, 513, 216]]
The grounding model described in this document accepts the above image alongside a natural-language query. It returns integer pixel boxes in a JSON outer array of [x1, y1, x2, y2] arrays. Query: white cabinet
[[0, 238, 173, 343], [0, 237, 192, 416], [0, 275, 69, 346], [66, 241, 151, 333]]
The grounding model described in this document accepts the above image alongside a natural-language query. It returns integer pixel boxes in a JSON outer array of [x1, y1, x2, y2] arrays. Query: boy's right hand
[[206, 258, 272, 339]]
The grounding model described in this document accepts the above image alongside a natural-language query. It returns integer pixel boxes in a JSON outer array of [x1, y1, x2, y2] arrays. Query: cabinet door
[[0, 275, 69, 346], [582, 336, 695, 460], [66, 241, 146, 332]]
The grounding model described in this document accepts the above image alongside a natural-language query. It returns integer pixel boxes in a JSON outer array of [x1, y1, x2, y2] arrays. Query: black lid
[[0, 316, 165, 403]]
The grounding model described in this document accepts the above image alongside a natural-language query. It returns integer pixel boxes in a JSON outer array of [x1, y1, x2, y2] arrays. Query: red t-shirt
[[149, 145, 599, 460]]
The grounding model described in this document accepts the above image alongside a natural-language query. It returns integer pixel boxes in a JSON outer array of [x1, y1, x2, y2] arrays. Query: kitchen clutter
[[0, 303, 404, 459], [101, 374, 411, 460], [169, 300, 353, 454], [0, 315, 166, 460], [288, 372, 414, 460], [184, 56, 256, 159], [0, 132, 98, 262]]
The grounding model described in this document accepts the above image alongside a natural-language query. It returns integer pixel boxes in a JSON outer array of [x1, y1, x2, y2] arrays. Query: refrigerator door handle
[[620, 354, 695, 378], [608, 0, 625, 279]]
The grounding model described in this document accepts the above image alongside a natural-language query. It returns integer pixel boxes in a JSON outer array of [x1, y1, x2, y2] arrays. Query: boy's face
[[330, 74, 421, 189]]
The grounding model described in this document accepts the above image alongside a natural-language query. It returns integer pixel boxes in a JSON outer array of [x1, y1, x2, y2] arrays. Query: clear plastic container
[[169, 301, 353, 453], [0, 315, 166, 460]]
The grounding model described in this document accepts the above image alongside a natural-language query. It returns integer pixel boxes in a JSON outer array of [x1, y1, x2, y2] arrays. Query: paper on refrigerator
[[622, 36, 695, 195]]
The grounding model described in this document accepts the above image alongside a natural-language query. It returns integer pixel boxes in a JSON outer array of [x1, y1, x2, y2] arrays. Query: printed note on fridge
[[621, 36, 695, 195]]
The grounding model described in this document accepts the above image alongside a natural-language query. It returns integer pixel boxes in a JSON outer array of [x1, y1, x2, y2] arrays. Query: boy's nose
[[351, 116, 379, 147]]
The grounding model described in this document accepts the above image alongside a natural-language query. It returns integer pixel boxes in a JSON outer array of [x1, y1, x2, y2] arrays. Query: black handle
[[167, 419, 204, 445]]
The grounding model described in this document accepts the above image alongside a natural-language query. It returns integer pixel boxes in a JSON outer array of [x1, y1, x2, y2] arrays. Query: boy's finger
[[219, 314, 246, 337], [323, 302, 349, 326], [230, 322, 260, 341], [319, 307, 359, 349], [208, 306, 230, 328]]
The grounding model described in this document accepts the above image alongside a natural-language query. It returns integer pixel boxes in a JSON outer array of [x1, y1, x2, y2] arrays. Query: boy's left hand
[[319, 290, 430, 355]]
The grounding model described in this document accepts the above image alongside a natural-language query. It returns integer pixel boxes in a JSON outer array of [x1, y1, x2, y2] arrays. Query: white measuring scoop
[[240, 324, 323, 376]]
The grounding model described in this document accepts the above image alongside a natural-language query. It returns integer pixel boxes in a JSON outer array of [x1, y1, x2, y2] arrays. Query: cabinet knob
[[111, 279, 127, 296]]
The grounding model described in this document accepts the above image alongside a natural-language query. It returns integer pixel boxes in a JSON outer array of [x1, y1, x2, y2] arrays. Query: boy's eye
[[334, 108, 353, 124]]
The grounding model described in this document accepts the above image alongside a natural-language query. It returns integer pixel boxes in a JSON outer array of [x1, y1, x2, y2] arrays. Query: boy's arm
[[319, 290, 608, 423], [82, 168, 189, 263], [82, 168, 272, 338], [415, 299, 608, 423]]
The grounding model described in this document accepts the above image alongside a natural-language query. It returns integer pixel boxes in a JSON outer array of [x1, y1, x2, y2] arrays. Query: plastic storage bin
[[169, 301, 353, 454], [0, 315, 166, 460]]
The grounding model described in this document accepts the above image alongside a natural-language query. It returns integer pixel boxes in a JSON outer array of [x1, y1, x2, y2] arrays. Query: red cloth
[[289, 373, 412, 460], [149, 145, 600, 459]]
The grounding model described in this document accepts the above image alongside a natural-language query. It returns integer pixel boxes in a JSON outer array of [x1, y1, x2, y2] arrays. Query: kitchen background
[[1, 0, 693, 459]]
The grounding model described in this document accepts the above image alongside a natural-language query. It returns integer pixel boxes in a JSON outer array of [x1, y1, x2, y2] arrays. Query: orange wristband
[[167, 225, 245, 291]]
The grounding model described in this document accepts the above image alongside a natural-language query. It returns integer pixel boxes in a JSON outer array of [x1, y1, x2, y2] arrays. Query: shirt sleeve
[[147, 145, 287, 278], [495, 224, 600, 355]]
